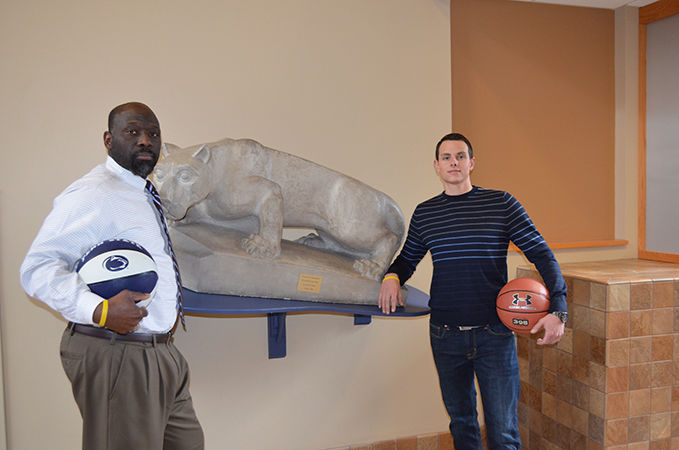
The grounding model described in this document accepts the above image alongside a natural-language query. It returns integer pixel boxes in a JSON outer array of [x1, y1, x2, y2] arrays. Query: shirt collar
[[105, 156, 149, 190]]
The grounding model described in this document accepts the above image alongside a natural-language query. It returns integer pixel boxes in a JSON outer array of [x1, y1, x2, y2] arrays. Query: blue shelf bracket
[[267, 312, 287, 359], [353, 314, 372, 325]]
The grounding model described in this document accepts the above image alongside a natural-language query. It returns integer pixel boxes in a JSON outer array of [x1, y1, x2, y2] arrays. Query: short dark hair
[[435, 133, 473, 159], [108, 102, 154, 131]]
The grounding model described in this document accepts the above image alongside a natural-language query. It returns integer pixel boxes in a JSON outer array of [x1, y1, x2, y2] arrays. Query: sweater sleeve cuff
[[548, 295, 568, 313]]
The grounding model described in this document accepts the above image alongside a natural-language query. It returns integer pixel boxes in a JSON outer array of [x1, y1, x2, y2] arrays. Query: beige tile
[[543, 368, 557, 396], [573, 278, 591, 306], [542, 415, 557, 443], [518, 357, 529, 383], [415, 433, 438, 450], [518, 401, 529, 427], [573, 330, 591, 359], [630, 363, 652, 390], [652, 361, 674, 387], [652, 335, 673, 361], [438, 432, 453, 450], [631, 310, 653, 337], [529, 384, 542, 410], [673, 387, 679, 412], [588, 437, 604, 449], [556, 327, 573, 353], [590, 388, 605, 417], [628, 442, 650, 450], [557, 399, 573, 428], [543, 346, 557, 371], [542, 392, 557, 419], [555, 422, 571, 448], [573, 380, 590, 410], [571, 430, 588, 449], [556, 350, 573, 378], [608, 283, 631, 311], [572, 303, 591, 332], [605, 392, 629, 419], [590, 282, 607, 310], [631, 336, 653, 363], [649, 438, 672, 450], [653, 308, 674, 335], [396, 436, 417, 450], [629, 388, 651, 416], [573, 405, 589, 436], [517, 334, 530, 360], [628, 415, 650, 443], [591, 335, 606, 365], [590, 362, 606, 391], [573, 356, 590, 385], [651, 413, 672, 440], [652, 387, 673, 413], [589, 412, 605, 444], [590, 308, 606, 338], [605, 366, 629, 393], [606, 339, 630, 367], [653, 280, 675, 308], [529, 366, 542, 390], [631, 281, 653, 310], [605, 418, 628, 446], [672, 410, 679, 437], [606, 311, 630, 339], [375, 441, 396, 450]]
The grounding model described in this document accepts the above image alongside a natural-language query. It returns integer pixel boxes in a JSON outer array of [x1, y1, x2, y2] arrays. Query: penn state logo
[[509, 293, 535, 310], [103, 255, 129, 272]]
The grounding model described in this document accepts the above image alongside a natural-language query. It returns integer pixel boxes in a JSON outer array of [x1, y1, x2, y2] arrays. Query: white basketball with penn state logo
[[76, 239, 158, 308]]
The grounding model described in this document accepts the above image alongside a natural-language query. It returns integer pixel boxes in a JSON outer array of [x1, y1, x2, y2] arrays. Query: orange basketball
[[496, 278, 550, 333]]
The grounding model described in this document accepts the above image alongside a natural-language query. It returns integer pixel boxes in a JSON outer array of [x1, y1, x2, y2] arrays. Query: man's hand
[[92, 290, 149, 334], [378, 275, 403, 314], [531, 313, 565, 346]]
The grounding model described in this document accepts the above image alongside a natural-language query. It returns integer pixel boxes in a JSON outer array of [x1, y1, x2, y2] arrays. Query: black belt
[[68, 322, 173, 344]]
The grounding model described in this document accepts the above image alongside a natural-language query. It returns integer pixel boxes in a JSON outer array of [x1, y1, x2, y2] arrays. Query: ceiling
[[513, 0, 657, 8]]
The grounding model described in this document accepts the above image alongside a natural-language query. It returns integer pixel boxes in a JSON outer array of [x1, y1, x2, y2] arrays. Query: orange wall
[[451, 0, 615, 244]]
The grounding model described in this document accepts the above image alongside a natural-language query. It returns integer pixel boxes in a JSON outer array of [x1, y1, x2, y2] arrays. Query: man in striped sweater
[[379, 133, 567, 450]]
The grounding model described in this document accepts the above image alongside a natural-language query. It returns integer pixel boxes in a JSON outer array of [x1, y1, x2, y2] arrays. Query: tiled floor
[[516, 259, 679, 449]]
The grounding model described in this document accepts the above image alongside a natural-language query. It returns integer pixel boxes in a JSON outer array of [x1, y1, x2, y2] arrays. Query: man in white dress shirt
[[20, 102, 204, 450]]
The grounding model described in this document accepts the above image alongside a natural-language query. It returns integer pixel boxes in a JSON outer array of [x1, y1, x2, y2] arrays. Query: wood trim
[[639, 22, 647, 254], [640, 0, 679, 25], [639, 249, 679, 264], [638, 1, 679, 263], [509, 239, 628, 252]]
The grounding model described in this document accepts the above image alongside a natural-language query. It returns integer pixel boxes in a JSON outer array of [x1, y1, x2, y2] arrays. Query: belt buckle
[[458, 325, 480, 331]]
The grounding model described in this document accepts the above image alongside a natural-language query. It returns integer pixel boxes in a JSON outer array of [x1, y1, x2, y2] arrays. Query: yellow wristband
[[98, 300, 109, 327], [382, 275, 400, 283]]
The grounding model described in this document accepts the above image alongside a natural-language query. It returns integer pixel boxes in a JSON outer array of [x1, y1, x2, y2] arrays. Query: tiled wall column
[[515, 260, 679, 449]]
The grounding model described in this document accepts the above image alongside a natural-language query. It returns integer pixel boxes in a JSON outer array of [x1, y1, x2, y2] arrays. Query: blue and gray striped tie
[[145, 180, 186, 330]]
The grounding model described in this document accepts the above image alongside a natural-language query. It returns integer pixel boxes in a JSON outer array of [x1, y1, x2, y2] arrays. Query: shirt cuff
[[76, 290, 106, 326]]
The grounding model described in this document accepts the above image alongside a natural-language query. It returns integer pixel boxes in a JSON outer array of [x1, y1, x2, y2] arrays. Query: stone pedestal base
[[170, 223, 407, 305]]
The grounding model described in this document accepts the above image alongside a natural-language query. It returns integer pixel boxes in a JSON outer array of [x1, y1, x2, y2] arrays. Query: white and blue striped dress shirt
[[20, 156, 179, 333]]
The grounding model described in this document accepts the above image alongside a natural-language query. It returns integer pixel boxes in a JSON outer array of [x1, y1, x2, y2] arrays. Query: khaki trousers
[[60, 328, 204, 450]]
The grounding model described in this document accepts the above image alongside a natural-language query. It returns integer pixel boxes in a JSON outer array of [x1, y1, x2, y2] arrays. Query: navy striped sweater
[[388, 186, 567, 326]]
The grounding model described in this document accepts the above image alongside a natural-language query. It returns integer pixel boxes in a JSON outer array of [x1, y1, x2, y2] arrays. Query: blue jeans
[[430, 321, 521, 450]]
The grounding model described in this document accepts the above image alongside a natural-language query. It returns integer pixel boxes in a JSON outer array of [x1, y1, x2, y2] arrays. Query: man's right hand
[[378, 275, 403, 314], [92, 290, 149, 334]]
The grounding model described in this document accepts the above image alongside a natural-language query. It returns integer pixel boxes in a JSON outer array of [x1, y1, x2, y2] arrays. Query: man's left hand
[[531, 313, 565, 346]]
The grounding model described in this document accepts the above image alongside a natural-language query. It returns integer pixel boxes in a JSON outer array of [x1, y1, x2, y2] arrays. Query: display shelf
[[182, 285, 430, 358]]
